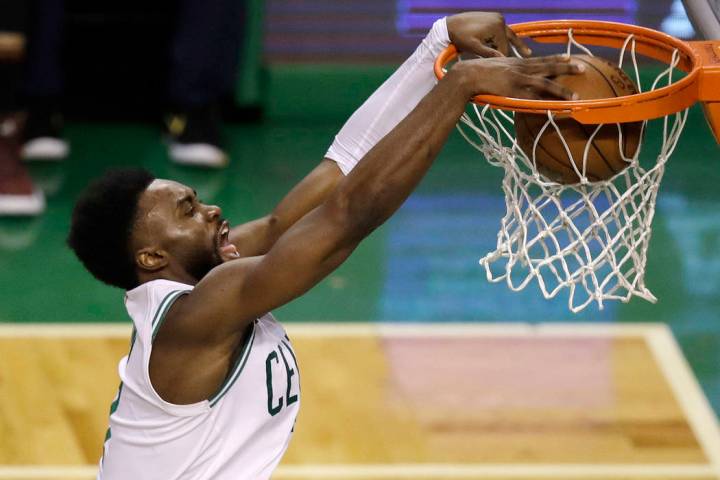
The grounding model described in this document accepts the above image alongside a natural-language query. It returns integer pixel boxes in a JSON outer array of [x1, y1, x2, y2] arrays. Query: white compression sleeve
[[325, 18, 451, 175]]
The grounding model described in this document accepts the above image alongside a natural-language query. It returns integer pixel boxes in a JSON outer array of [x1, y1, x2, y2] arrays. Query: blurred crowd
[[0, 0, 247, 217]]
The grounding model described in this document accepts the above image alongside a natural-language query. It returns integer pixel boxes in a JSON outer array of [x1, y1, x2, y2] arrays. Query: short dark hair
[[68, 168, 155, 290]]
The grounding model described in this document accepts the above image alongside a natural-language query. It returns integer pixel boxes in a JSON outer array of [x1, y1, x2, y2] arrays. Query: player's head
[[68, 168, 238, 290]]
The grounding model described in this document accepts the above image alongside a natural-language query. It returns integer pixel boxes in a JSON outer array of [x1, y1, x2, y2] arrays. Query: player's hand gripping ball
[[514, 55, 643, 184]]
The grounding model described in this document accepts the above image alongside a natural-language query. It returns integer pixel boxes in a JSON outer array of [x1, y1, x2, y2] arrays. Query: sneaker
[[165, 104, 228, 168], [0, 115, 45, 216], [21, 108, 69, 161]]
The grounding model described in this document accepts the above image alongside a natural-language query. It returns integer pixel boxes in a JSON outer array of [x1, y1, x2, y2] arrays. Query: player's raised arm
[[184, 52, 581, 339], [227, 13, 536, 258]]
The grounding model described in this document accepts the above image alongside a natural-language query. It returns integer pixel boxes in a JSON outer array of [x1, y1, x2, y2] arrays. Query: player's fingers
[[522, 75, 578, 100], [519, 89, 542, 100], [544, 60, 585, 77], [506, 27, 532, 57], [505, 81, 542, 100], [523, 54, 572, 64], [524, 61, 585, 76], [465, 39, 504, 58]]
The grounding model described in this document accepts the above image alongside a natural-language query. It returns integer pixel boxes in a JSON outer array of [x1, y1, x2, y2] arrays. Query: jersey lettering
[[278, 344, 298, 406], [265, 351, 283, 415], [265, 343, 299, 416]]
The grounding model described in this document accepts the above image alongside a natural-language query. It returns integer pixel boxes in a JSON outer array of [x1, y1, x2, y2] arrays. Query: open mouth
[[217, 220, 240, 260]]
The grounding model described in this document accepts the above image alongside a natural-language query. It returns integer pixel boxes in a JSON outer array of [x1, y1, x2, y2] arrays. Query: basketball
[[514, 54, 643, 184]]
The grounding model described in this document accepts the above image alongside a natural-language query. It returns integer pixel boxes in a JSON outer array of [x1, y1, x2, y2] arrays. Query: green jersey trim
[[209, 322, 256, 407], [151, 289, 189, 341], [128, 326, 137, 357]]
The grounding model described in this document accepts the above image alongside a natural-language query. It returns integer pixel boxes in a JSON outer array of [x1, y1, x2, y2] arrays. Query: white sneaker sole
[[169, 143, 228, 168], [22, 137, 70, 161], [0, 189, 45, 216]]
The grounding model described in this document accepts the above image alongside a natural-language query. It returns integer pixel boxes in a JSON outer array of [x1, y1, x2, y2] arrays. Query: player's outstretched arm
[[180, 54, 581, 342], [227, 12, 533, 258]]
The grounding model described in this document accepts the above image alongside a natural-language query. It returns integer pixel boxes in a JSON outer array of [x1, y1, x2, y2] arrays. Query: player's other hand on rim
[[447, 55, 585, 100], [447, 12, 532, 58]]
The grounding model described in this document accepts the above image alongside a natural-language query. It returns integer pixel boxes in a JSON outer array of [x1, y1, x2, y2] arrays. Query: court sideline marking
[[0, 322, 718, 479], [647, 326, 720, 471]]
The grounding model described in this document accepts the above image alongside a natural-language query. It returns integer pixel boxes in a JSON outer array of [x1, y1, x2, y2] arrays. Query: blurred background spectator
[[0, 0, 251, 216], [22, 0, 246, 168], [0, 3, 44, 216]]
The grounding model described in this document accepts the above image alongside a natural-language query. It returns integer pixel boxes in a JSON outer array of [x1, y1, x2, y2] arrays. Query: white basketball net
[[457, 31, 689, 312]]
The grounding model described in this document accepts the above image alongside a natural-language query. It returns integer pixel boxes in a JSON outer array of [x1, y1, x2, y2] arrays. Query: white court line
[[0, 463, 716, 479], [0, 323, 130, 337], [0, 466, 96, 479], [288, 322, 666, 337], [647, 325, 720, 475], [0, 322, 663, 338], [275, 464, 718, 478]]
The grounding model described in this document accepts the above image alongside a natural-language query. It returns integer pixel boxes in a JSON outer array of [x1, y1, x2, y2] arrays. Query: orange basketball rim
[[434, 20, 720, 143]]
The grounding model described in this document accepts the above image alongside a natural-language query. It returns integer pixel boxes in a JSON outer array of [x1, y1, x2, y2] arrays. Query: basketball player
[[68, 12, 581, 480]]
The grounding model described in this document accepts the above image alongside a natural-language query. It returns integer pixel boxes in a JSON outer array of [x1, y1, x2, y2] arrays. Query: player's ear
[[136, 247, 168, 272]]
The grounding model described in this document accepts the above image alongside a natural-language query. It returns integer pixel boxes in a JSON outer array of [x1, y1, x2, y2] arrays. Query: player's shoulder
[[124, 279, 194, 324]]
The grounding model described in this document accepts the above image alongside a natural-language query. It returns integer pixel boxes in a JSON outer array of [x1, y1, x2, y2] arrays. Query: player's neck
[[137, 265, 198, 287]]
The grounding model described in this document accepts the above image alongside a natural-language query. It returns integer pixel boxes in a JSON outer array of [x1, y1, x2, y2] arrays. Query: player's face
[[135, 179, 239, 281]]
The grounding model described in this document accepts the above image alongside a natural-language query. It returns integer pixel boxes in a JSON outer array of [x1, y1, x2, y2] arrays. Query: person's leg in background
[[0, 113, 44, 216], [165, 0, 244, 168], [21, 0, 68, 161], [0, 2, 45, 216]]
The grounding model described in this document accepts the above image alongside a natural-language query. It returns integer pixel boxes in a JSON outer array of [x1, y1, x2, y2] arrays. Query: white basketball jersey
[[98, 279, 300, 480]]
